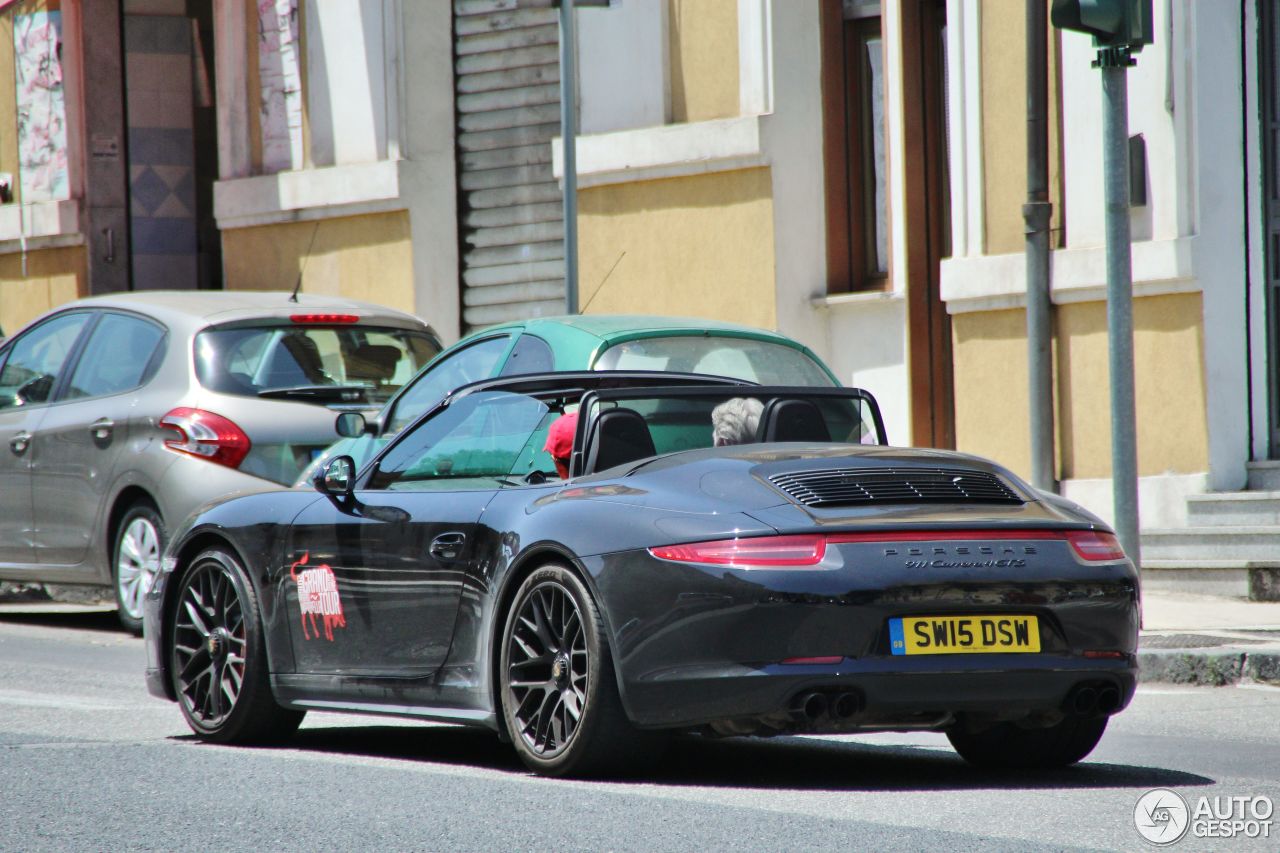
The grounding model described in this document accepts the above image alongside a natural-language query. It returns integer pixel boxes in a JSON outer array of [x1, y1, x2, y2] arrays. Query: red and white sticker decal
[[289, 552, 346, 641]]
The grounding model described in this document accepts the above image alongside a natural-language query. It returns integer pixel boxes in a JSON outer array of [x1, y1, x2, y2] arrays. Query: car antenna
[[289, 219, 323, 303]]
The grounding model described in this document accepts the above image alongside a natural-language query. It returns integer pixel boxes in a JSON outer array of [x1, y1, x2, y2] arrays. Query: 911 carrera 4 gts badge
[[289, 552, 346, 641]]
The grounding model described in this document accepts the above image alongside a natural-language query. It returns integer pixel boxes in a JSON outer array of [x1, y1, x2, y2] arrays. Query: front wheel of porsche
[[500, 565, 639, 777], [947, 714, 1108, 769], [169, 547, 304, 744]]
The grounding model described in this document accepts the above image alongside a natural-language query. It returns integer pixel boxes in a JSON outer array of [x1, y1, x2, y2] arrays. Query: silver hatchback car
[[0, 291, 440, 632]]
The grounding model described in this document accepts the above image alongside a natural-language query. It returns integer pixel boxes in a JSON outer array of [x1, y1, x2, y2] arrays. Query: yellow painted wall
[[0, 246, 87, 336], [220, 211, 415, 313], [577, 167, 776, 328], [952, 293, 1207, 481], [668, 0, 739, 123], [981, 0, 1064, 255], [0, 10, 17, 195]]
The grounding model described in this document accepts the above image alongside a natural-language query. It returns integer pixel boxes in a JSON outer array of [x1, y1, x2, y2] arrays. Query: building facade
[[0, 0, 1274, 584]]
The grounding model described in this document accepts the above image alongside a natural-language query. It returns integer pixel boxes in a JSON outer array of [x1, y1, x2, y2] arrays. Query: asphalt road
[[1, 606, 1278, 852]]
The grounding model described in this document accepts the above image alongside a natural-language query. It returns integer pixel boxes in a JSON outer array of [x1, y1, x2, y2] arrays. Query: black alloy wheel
[[500, 565, 639, 777], [170, 548, 304, 743]]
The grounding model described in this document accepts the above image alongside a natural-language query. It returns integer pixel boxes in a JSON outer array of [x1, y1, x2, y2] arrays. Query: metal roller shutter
[[455, 0, 566, 331]]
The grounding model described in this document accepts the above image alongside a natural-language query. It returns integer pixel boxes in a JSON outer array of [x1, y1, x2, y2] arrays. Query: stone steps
[[1130, 460, 1280, 601], [1186, 491, 1280, 526]]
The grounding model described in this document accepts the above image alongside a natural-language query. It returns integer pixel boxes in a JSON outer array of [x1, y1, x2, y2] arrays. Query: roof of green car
[[452, 314, 840, 385], [468, 314, 803, 345]]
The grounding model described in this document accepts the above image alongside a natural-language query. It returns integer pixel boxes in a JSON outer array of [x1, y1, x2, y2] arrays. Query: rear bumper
[[156, 453, 278, 531], [618, 654, 1137, 729]]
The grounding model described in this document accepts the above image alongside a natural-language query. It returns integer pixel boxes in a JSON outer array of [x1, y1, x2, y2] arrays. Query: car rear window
[[592, 336, 835, 386], [195, 324, 440, 406]]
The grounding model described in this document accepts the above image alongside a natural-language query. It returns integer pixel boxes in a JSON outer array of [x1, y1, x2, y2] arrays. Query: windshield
[[358, 383, 884, 490], [593, 336, 835, 386], [195, 324, 440, 407], [370, 391, 555, 491]]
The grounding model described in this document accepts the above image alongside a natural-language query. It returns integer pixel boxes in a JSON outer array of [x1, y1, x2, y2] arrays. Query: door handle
[[90, 418, 115, 441], [429, 532, 467, 561], [9, 431, 30, 455]]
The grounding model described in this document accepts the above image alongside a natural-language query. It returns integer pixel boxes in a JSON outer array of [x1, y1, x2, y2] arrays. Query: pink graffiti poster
[[258, 0, 302, 174], [14, 10, 68, 202]]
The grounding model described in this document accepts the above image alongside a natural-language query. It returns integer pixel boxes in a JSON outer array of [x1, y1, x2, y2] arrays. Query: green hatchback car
[[299, 314, 842, 482]]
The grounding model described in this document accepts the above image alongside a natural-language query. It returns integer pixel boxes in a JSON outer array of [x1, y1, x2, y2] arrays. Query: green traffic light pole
[[1097, 44, 1141, 566]]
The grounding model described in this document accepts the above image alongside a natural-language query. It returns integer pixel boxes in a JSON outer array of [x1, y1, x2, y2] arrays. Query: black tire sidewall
[[169, 547, 273, 742], [112, 502, 166, 634], [499, 565, 617, 776], [947, 714, 1109, 769]]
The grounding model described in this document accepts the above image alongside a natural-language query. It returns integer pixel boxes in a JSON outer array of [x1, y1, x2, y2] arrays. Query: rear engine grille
[[768, 467, 1023, 508]]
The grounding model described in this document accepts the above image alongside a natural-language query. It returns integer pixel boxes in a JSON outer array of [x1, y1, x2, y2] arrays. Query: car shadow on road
[[632, 732, 1214, 792], [238, 723, 1214, 793], [0, 607, 123, 634]]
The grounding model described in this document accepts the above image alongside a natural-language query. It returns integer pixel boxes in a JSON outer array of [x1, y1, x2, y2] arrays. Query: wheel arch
[[486, 542, 621, 740], [106, 486, 160, 571]]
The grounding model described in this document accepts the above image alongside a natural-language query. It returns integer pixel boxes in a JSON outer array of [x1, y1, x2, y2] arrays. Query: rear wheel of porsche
[[500, 565, 640, 777], [947, 714, 1108, 769], [170, 548, 304, 744]]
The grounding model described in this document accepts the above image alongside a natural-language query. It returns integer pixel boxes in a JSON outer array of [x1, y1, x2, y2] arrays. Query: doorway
[[120, 0, 220, 291]]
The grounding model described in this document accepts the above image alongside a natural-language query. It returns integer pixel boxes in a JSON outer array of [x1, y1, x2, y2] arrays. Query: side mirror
[[315, 455, 356, 497], [335, 411, 367, 438]]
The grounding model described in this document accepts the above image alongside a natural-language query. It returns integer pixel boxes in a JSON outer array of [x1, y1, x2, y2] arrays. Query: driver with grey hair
[[711, 397, 764, 447]]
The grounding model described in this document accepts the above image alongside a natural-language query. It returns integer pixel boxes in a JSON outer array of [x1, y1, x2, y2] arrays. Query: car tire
[[112, 502, 166, 635], [169, 547, 304, 744], [499, 564, 645, 777], [946, 714, 1109, 769]]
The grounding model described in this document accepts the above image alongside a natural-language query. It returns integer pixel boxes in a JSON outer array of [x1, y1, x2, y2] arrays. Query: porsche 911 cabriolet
[[144, 371, 1139, 777]]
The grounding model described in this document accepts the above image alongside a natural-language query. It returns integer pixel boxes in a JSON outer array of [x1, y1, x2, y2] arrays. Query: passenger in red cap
[[543, 411, 578, 479]]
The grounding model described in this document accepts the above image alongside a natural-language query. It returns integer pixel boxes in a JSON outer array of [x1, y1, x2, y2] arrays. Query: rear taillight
[[649, 528, 1128, 568], [649, 535, 827, 567], [159, 407, 251, 469], [1065, 530, 1126, 562]]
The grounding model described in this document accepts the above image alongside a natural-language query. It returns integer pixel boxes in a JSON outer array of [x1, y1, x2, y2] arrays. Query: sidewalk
[[1140, 589, 1280, 686]]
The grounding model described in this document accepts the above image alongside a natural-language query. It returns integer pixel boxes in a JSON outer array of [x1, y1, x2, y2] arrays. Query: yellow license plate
[[889, 615, 1040, 655]]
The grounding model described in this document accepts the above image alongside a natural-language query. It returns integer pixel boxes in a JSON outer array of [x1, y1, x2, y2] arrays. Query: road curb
[[1138, 649, 1280, 687]]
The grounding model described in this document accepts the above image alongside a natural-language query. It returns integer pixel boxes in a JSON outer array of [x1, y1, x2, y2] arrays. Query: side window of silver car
[[0, 312, 92, 409], [65, 314, 166, 400]]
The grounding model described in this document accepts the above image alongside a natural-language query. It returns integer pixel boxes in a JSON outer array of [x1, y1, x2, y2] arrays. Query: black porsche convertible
[[144, 371, 1139, 777]]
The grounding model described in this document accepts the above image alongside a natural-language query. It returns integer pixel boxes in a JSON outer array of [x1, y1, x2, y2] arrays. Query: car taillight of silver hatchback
[[159, 407, 252, 469]]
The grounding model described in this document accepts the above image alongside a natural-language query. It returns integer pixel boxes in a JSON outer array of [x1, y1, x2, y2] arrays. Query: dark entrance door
[[900, 0, 953, 449], [821, 0, 953, 448], [120, 3, 220, 291]]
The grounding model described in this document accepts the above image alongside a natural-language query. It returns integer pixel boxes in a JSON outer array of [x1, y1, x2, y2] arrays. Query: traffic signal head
[[1051, 0, 1153, 50]]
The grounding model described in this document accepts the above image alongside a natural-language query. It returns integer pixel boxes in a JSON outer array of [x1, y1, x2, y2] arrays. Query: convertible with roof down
[[144, 372, 1139, 777]]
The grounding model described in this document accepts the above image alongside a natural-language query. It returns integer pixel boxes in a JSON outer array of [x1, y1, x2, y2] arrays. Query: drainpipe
[[557, 0, 580, 314], [1025, 0, 1056, 493]]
